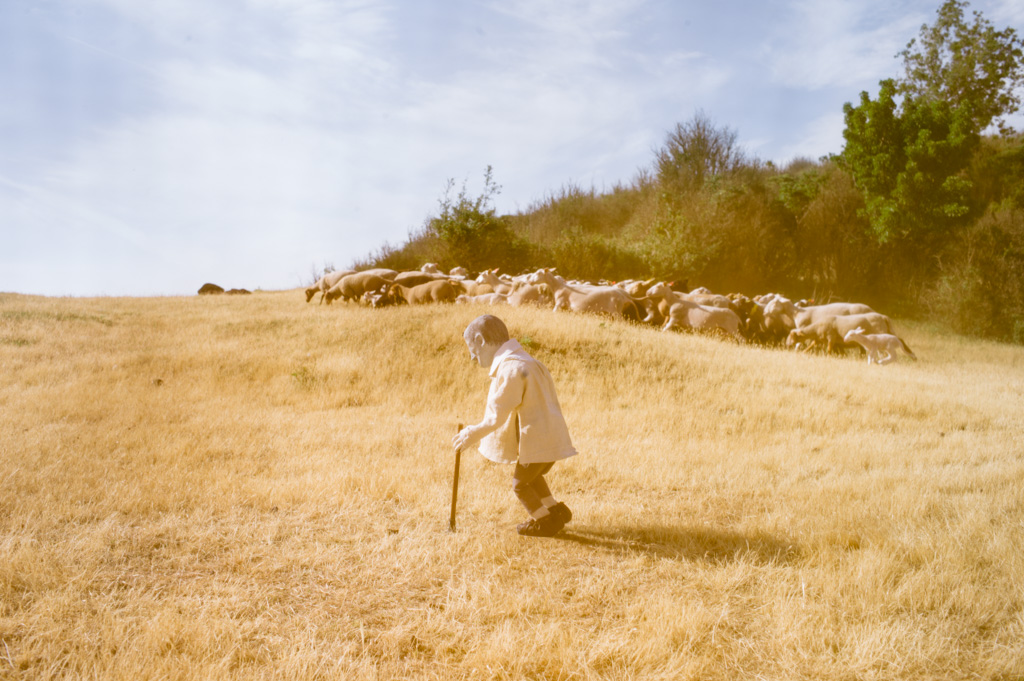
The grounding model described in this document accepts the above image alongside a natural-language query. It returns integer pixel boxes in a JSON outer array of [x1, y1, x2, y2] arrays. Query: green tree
[[840, 0, 1023, 249], [427, 166, 532, 273], [842, 78, 978, 245], [897, 0, 1024, 134]]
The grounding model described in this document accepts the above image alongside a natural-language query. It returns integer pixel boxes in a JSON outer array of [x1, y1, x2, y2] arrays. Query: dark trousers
[[512, 462, 555, 515]]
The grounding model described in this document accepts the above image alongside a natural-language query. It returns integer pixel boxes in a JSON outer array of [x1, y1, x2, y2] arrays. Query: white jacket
[[475, 339, 578, 465]]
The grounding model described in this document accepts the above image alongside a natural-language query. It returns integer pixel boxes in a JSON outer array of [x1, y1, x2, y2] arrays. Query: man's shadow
[[556, 523, 800, 565]]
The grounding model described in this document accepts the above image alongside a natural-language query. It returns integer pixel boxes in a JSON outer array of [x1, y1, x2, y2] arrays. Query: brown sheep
[[507, 281, 552, 307], [785, 318, 845, 354], [392, 271, 449, 288], [324, 272, 390, 304], [384, 279, 458, 305], [305, 269, 356, 303], [786, 313, 902, 355], [766, 297, 874, 329]]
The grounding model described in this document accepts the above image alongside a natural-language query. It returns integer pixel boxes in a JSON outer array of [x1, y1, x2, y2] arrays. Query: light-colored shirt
[[475, 339, 578, 465]]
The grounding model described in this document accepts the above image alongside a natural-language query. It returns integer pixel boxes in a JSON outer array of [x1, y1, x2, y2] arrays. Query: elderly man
[[453, 314, 577, 537]]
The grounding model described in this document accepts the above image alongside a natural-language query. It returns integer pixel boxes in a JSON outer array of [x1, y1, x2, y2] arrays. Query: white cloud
[[488, 0, 637, 39], [773, 111, 847, 163], [24, 0, 1015, 295], [764, 0, 925, 91], [990, 0, 1024, 26], [2, 0, 750, 294]]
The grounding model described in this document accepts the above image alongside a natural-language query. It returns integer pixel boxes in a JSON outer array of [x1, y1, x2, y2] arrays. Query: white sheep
[[455, 292, 509, 306], [843, 327, 917, 365]]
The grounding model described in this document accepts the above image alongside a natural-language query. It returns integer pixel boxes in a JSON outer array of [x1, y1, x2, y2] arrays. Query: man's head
[[463, 315, 510, 368]]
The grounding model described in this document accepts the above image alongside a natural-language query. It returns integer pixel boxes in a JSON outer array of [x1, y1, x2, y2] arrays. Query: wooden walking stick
[[449, 423, 464, 532]]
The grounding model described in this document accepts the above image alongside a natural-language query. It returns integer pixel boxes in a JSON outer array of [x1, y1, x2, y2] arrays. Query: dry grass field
[[1, 289, 1023, 680]]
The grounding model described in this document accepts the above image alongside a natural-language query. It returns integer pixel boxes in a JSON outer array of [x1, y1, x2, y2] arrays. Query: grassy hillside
[[1, 290, 1023, 680]]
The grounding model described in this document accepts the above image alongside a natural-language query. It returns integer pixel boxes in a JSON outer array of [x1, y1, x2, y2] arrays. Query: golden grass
[[1, 290, 1022, 680]]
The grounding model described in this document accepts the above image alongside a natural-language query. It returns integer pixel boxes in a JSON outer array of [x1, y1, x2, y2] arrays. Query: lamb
[[843, 327, 917, 364]]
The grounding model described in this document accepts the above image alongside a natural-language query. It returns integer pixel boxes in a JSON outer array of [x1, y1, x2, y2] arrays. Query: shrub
[[923, 201, 1024, 341]]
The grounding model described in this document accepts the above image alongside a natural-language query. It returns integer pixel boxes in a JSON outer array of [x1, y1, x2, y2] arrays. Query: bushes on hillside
[[352, 127, 1024, 343], [924, 202, 1024, 341]]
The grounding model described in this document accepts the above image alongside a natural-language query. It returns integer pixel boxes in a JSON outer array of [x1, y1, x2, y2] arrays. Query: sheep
[[785, 319, 845, 354], [324, 271, 391, 304], [456, 280, 495, 296], [638, 296, 666, 326], [686, 292, 735, 311], [642, 283, 743, 340], [449, 266, 469, 279], [766, 297, 874, 329], [392, 270, 449, 288], [475, 268, 514, 294], [786, 313, 905, 355], [421, 263, 441, 274], [619, 279, 656, 297], [455, 292, 509, 306], [663, 300, 745, 341], [726, 293, 768, 343], [644, 282, 735, 316], [843, 327, 917, 364], [382, 279, 458, 305], [527, 268, 641, 321], [362, 268, 399, 281], [305, 269, 357, 303], [507, 281, 552, 307]]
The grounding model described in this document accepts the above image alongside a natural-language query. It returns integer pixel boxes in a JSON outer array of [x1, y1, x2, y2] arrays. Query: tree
[[840, 1, 1023, 250], [427, 166, 532, 273], [842, 78, 978, 245], [655, 111, 745, 194], [897, 0, 1024, 134]]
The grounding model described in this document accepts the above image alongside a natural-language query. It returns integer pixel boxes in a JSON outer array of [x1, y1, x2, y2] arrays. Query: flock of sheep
[[305, 264, 917, 364]]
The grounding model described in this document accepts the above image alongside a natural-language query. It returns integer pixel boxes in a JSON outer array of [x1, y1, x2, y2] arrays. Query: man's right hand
[[452, 426, 477, 452]]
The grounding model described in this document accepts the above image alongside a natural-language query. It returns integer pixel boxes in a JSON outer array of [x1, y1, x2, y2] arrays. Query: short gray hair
[[464, 315, 510, 346]]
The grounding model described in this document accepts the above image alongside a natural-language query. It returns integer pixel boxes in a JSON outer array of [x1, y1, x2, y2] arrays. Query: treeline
[[355, 0, 1024, 343]]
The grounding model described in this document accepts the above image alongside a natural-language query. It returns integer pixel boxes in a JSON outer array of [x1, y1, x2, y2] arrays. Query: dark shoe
[[516, 514, 564, 537], [549, 502, 572, 526]]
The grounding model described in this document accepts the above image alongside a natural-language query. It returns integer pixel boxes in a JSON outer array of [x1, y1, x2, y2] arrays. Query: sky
[[2, 0, 1023, 297]]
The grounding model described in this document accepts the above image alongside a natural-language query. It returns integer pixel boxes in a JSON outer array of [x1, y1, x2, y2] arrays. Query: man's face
[[464, 330, 498, 369]]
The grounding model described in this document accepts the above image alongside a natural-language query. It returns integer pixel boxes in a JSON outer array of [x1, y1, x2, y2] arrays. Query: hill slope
[[1, 290, 1023, 679]]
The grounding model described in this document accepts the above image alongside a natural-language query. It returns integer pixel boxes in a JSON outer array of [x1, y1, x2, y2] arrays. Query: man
[[453, 314, 577, 537]]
